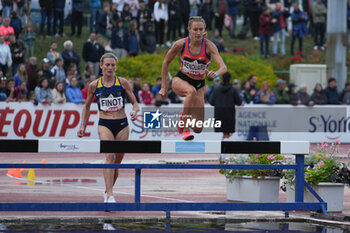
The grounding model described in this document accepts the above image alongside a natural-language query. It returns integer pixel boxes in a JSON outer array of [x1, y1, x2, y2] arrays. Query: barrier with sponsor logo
[[0, 102, 349, 142], [0, 139, 327, 215]]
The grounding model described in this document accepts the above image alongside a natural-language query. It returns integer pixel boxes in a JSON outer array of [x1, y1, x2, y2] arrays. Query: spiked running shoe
[[182, 131, 194, 141]]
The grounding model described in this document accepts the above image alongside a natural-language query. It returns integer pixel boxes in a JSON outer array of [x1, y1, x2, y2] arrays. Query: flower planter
[[286, 183, 345, 212], [226, 176, 280, 202]]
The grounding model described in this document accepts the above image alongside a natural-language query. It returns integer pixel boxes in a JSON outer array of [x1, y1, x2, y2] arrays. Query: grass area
[[28, 23, 326, 81]]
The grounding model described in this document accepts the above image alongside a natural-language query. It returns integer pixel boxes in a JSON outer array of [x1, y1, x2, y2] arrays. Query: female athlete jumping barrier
[[78, 53, 139, 203], [159, 16, 227, 140]]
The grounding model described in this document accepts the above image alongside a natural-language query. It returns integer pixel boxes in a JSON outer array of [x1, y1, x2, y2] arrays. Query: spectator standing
[[13, 63, 27, 87], [47, 41, 63, 67], [254, 81, 276, 104], [61, 40, 81, 74], [266, 0, 282, 10], [51, 58, 66, 83], [137, 0, 153, 32], [312, 0, 327, 50], [339, 82, 350, 105], [227, 0, 240, 38], [111, 20, 128, 58], [259, 7, 272, 59], [212, 0, 227, 37], [273, 79, 289, 104], [324, 78, 340, 104], [53, 0, 65, 37], [111, 3, 121, 23], [209, 72, 242, 139], [9, 11, 22, 38], [39, 0, 53, 38], [311, 83, 328, 105], [65, 76, 83, 103], [129, 0, 140, 21], [96, 34, 105, 60], [140, 23, 156, 54], [71, 0, 84, 38], [27, 56, 37, 91], [1, 0, 12, 18], [89, 0, 101, 33], [9, 33, 25, 75], [153, 0, 168, 47], [0, 34, 11, 76], [0, 16, 14, 44], [97, 2, 115, 38], [200, 0, 213, 31], [23, 25, 36, 59], [138, 83, 153, 105], [121, 3, 132, 30], [247, 0, 265, 40], [189, 0, 199, 17], [124, 21, 139, 57], [290, 3, 308, 56], [52, 81, 66, 104], [179, 0, 190, 37], [113, 0, 124, 12], [271, 3, 290, 56], [35, 78, 52, 104], [167, 0, 181, 45], [82, 32, 100, 77]]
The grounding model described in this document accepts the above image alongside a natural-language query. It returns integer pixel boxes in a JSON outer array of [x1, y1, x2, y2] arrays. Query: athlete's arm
[[77, 80, 97, 137], [206, 40, 227, 79], [120, 78, 139, 121], [159, 39, 185, 97]]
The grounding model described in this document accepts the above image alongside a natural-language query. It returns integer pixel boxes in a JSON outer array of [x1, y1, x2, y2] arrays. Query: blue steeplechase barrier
[[0, 139, 326, 215]]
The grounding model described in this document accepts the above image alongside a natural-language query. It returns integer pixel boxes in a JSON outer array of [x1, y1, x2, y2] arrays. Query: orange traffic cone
[[21, 161, 28, 171], [12, 168, 22, 178], [6, 168, 15, 177]]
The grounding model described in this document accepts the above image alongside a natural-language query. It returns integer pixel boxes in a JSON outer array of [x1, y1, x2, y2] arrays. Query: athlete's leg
[[112, 125, 129, 186], [98, 125, 116, 199], [189, 87, 205, 133], [172, 77, 197, 133]]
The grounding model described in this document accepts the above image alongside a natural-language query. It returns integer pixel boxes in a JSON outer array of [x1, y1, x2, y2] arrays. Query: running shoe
[[182, 131, 194, 141], [105, 195, 116, 203], [178, 111, 184, 133], [103, 192, 107, 202]]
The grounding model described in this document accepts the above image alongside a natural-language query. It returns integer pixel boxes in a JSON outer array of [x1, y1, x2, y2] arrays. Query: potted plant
[[220, 153, 284, 202], [282, 140, 349, 212]]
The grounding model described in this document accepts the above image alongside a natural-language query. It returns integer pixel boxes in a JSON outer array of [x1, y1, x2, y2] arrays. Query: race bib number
[[182, 57, 208, 76], [99, 95, 124, 112]]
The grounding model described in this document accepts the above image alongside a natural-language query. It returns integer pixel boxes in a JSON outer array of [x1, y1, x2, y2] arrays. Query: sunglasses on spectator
[[1, 77, 7, 81]]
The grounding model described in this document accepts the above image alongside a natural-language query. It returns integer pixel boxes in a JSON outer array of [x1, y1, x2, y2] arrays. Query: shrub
[[117, 53, 278, 87]]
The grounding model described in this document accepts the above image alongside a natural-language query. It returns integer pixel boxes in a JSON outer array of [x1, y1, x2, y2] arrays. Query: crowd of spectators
[[0, 0, 348, 107]]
